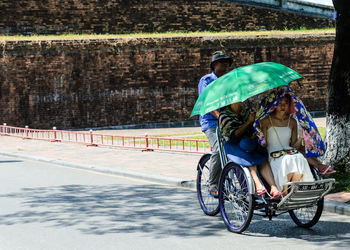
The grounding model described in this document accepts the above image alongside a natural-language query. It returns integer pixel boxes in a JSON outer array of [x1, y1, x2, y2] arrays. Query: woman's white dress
[[266, 118, 314, 192]]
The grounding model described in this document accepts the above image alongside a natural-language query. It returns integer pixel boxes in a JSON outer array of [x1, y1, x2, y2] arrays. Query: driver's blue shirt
[[198, 72, 218, 132]]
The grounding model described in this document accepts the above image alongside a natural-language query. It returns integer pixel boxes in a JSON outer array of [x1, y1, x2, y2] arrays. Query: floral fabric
[[253, 87, 325, 158]]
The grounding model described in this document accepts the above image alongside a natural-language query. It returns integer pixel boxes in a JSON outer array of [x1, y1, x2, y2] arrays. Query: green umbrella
[[190, 62, 302, 117]]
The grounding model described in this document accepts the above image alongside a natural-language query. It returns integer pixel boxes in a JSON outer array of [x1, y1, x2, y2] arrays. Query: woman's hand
[[248, 112, 256, 123], [233, 111, 256, 137], [295, 136, 304, 146], [293, 128, 305, 150]]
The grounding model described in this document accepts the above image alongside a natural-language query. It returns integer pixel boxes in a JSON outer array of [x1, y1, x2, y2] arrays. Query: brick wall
[[0, 34, 334, 129], [0, 0, 334, 35]]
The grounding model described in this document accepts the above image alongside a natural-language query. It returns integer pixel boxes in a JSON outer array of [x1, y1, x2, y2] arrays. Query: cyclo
[[196, 127, 335, 233], [192, 62, 335, 233]]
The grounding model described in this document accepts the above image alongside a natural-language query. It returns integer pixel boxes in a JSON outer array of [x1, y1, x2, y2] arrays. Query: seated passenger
[[259, 93, 314, 194], [219, 101, 281, 199]]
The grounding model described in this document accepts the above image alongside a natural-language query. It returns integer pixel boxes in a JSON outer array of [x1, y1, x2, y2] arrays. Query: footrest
[[276, 179, 335, 210]]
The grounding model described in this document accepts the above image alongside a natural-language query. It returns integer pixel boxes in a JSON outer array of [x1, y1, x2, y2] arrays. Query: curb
[[1, 150, 349, 216], [324, 200, 350, 216]]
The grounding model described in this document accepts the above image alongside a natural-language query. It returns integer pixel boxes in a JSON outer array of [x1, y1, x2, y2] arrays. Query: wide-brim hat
[[210, 50, 233, 70], [224, 138, 267, 167]]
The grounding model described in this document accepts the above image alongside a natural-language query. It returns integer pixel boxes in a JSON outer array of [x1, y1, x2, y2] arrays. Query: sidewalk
[[0, 123, 349, 216]]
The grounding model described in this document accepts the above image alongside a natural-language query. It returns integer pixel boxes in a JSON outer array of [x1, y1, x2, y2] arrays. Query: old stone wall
[[0, 0, 334, 35], [0, 34, 334, 129]]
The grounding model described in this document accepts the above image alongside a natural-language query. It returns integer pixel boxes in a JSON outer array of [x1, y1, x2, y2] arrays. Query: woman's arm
[[260, 118, 269, 142], [261, 118, 268, 138], [290, 118, 299, 147], [210, 110, 220, 119], [233, 112, 255, 137], [219, 110, 255, 139]]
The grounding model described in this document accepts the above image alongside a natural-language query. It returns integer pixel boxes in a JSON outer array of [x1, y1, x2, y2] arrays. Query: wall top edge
[[0, 32, 335, 43]]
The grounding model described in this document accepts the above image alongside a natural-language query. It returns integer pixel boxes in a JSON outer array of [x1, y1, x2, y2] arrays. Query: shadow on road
[[0, 160, 23, 164], [0, 184, 222, 237], [0, 182, 349, 248]]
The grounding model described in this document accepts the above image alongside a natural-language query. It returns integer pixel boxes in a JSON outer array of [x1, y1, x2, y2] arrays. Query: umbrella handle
[[296, 79, 303, 88]]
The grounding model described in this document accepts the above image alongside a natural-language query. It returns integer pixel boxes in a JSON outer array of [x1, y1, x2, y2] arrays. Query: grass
[[96, 134, 211, 150], [318, 127, 326, 140], [96, 126, 326, 150], [150, 132, 203, 137], [111, 126, 326, 151], [0, 28, 335, 41], [331, 163, 350, 193]]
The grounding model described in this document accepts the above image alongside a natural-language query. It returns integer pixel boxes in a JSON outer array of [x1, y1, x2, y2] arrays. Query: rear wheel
[[196, 153, 220, 216], [289, 199, 324, 228], [219, 162, 254, 233], [289, 165, 324, 228]]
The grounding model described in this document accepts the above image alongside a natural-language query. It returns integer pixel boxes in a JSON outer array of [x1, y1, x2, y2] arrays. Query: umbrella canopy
[[190, 62, 302, 117]]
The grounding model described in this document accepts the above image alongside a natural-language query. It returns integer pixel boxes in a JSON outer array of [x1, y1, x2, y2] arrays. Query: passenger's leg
[[258, 161, 281, 194], [249, 166, 265, 193], [283, 173, 303, 194], [204, 129, 221, 190], [283, 173, 293, 194], [307, 157, 336, 174], [291, 173, 303, 182], [299, 149, 336, 175]]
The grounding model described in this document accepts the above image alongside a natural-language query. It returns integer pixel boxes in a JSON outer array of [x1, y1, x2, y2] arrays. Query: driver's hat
[[210, 50, 233, 70]]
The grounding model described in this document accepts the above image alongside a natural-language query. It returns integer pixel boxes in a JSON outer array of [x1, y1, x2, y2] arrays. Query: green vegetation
[[0, 28, 335, 41], [150, 132, 203, 137], [97, 134, 211, 149], [147, 138, 211, 150], [331, 162, 350, 193], [318, 127, 326, 140]]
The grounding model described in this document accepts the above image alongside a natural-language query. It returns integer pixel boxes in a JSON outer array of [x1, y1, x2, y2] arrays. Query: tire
[[219, 162, 254, 233], [289, 198, 324, 228], [196, 153, 220, 216]]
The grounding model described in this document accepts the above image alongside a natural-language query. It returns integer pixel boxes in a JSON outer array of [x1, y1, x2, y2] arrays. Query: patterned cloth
[[219, 105, 255, 142], [253, 87, 325, 158]]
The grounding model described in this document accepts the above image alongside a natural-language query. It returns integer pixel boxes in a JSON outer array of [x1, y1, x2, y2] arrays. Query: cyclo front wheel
[[219, 162, 254, 233], [196, 153, 220, 216]]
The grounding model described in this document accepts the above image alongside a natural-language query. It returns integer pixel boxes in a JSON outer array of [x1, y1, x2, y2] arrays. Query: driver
[[198, 51, 233, 197]]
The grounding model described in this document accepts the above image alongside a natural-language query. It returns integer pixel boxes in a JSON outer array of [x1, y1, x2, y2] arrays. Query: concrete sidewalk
[[0, 124, 349, 216]]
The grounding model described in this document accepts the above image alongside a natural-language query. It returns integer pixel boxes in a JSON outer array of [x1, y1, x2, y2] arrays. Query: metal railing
[[0, 124, 210, 154]]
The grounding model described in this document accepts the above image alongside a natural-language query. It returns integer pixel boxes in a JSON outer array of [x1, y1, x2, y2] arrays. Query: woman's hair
[[281, 93, 295, 114], [283, 94, 292, 104], [271, 93, 295, 115]]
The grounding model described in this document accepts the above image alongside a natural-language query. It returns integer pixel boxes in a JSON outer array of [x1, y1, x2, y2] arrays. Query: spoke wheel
[[289, 199, 324, 228], [196, 153, 220, 216], [219, 162, 254, 233]]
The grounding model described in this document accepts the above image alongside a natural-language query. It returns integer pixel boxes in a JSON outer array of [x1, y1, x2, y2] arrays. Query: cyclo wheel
[[196, 153, 220, 216], [289, 165, 324, 228], [219, 162, 254, 233], [289, 198, 324, 228]]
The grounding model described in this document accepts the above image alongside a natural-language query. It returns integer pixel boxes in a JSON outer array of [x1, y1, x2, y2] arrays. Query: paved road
[[0, 156, 349, 250]]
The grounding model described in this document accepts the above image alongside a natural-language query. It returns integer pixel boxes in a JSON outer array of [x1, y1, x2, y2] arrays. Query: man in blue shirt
[[198, 51, 233, 196]]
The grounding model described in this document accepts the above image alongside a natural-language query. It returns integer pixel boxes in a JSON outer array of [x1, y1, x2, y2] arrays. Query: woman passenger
[[259, 94, 314, 194]]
